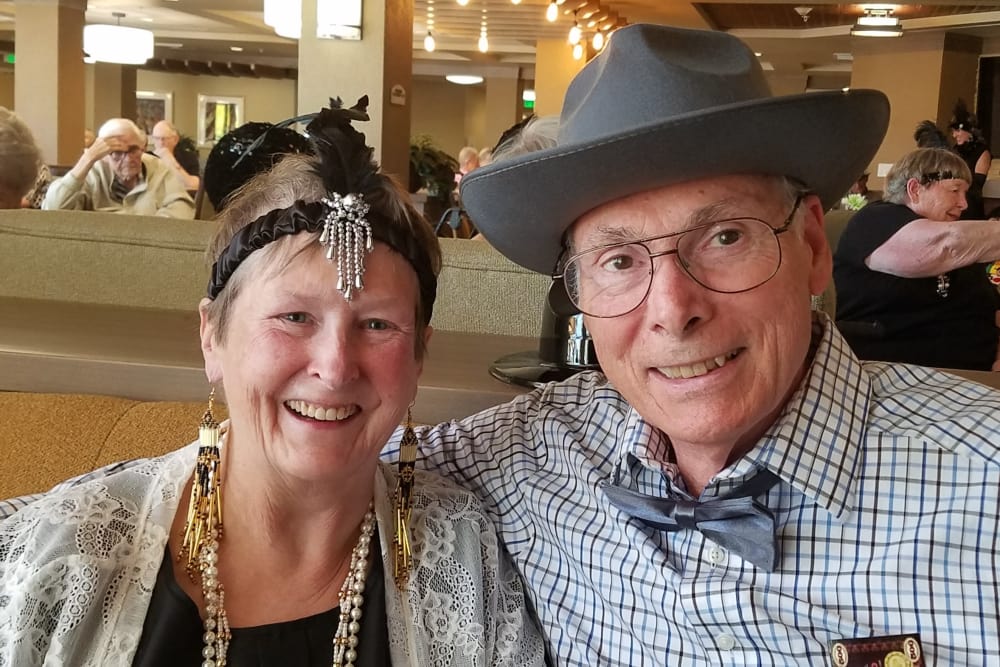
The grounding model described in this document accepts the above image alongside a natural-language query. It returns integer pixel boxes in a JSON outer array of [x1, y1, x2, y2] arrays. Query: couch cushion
[[0, 209, 214, 311]]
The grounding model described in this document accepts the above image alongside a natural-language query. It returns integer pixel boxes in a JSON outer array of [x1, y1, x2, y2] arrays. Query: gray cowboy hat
[[460, 23, 890, 274]]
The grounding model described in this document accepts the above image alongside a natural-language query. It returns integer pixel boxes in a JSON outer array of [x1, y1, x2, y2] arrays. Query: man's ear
[[199, 298, 223, 384], [905, 177, 922, 203], [801, 194, 832, 297]]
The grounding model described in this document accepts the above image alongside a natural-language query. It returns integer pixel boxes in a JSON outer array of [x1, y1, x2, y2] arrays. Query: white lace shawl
[[0, 442, 545, 666]]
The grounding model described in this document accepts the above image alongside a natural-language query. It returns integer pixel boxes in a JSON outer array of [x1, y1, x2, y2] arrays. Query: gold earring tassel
[[179, 389, 224, 579], [393, 408, 418, 588]]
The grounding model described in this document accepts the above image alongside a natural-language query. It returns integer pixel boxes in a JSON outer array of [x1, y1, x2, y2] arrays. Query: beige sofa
[[0, 209, 550, 336]]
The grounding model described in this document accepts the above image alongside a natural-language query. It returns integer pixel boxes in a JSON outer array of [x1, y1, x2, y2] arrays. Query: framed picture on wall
[[197, 94, 244, 147], [135, 90, 172, 135]]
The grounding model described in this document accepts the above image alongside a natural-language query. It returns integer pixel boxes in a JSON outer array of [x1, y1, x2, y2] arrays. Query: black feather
[[914, 120, 949, 149], [305, 95, 381, 197]]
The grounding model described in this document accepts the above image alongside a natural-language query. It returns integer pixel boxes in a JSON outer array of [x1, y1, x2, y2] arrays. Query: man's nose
[[642, 253, 710, 334]]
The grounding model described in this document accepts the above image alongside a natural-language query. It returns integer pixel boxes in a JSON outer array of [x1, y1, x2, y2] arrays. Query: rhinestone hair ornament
[[205, 96, 437, 321]]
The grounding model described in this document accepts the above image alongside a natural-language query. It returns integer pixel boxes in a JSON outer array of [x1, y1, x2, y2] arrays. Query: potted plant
[[409, 135, 458, 224]]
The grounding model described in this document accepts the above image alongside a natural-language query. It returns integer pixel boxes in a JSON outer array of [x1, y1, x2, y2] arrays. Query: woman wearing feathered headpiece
[[948, 99, 992, 218], [0, 97, 546, 666]]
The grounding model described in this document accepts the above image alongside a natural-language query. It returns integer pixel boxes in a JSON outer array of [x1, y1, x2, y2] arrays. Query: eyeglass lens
[[564, 217, 784, 318], [110, 146, 143, 160]]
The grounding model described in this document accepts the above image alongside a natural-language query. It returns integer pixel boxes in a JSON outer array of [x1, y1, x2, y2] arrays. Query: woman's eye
[[283, 312, 309, 324], [364, 319, 391, 331]]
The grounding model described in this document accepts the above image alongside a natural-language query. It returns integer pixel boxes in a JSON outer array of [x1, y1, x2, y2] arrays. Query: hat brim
[[460, 89, 889, 274]]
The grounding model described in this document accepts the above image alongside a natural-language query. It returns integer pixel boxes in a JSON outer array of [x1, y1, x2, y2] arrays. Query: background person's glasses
[[109, 145, 144, 160], [554, 195, 803, 318]]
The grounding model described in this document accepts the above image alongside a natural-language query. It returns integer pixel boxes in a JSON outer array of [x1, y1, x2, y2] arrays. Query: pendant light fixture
[[83, 12, 154, 65]]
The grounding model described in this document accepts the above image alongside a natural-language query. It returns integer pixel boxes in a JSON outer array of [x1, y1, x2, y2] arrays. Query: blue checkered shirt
[[392, 318, 1000, 665]]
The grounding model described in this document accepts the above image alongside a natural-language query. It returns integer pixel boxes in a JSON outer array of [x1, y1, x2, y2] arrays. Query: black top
[[956, 141, 988, 219], [133, 536, 391, 666], [833, 200, 1000, 370], [175, 138, 202, 178]]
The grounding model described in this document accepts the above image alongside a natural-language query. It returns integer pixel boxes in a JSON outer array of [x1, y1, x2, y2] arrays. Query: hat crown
[[559, 24, 771, 146]]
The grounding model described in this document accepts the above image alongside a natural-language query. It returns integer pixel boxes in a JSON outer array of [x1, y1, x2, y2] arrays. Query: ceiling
[[2, 1, 1000, 83]]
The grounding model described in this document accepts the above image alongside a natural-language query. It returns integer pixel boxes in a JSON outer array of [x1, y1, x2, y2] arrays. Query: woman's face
[[909, 177, 969, 221], [200, 236, 430, 485], [952, 127, 973, 145]]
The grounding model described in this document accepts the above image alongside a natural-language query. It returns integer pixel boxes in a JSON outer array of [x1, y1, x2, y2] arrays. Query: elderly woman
[[0, 99, 545, 665], [833, 147, 1000, 371], [0, 107, 43, 209]]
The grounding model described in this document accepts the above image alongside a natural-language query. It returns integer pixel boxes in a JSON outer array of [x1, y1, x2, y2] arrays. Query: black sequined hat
[[948, 99, 980, 133], [204, 121, 313, 211]]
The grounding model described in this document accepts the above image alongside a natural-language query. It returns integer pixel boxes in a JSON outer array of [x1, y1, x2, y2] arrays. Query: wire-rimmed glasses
[[554, 195, 803, 318]]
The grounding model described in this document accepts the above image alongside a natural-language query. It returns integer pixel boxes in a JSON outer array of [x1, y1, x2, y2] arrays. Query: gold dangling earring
[[178, 387, 225, 578], [393, 406, 418, 589]]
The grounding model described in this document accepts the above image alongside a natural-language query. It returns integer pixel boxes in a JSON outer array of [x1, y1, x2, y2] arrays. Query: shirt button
[[708, 546, 727, 565], [716, 634, 737, 651]]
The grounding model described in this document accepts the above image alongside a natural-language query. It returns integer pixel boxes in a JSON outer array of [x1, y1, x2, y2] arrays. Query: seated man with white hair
[[43, 118, 194, 218]]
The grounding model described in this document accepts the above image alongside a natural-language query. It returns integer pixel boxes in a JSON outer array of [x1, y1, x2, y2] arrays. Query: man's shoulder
[[863, 361, 1000, 465]]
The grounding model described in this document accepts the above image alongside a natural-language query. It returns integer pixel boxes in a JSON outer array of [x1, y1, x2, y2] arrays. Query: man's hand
[[70, 135, 128, 181]]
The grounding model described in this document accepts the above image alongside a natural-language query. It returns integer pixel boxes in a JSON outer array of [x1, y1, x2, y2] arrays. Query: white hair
[[97, 117, 146, 144]]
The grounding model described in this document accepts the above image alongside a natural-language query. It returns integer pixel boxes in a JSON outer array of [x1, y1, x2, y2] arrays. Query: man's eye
[[712, 229, 744, 246], [601, 254, 634, 271]]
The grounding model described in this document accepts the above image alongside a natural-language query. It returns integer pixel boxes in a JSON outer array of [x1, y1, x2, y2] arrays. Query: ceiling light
[[568, 13, 582, 45], [83, 12, 153, 65], [457, 0, 469, 5], [851, 8, 902, 37], [511, 0, 521, 4], [572, 42, 584, 60], [424, 30, 435, 52], [592, 30, 604, 50], [230, 46, 244, 52], [446, 74, 484, 85], [478, 34, 489, 52], [317, 0, 363, 40], [522, 89, 536, 102], [546, 1, 558, 22], [264, 0, 301, 39]]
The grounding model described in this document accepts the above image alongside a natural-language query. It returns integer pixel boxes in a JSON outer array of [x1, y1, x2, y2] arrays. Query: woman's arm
[[975, 149, 992, 177], [866, 217, 1000, 277]]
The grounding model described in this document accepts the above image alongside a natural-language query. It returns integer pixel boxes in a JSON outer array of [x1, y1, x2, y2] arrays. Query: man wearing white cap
[[403, 23, 1000, 666]]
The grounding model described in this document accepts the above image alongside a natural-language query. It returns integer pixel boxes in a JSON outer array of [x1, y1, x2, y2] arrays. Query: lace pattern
[[1, 442, 544, 666]]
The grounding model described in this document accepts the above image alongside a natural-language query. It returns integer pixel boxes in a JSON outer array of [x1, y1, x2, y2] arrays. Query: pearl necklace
[[195, 503, 377, 667]]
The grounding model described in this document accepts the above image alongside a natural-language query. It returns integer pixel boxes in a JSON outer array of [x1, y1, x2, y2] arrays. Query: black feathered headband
[[948, 99, 980, 133], [206, 96, 437, 325]]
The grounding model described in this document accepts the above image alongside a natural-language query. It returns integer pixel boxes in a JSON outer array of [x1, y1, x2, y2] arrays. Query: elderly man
[[43, 118, 194, 218], [395, 24, 1000, 665], [150, 120, 200, 192]]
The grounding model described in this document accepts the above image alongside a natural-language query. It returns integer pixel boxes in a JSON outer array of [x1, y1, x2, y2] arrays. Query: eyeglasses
[[109, 145, 144, 160], [554, 195, 803, 318]]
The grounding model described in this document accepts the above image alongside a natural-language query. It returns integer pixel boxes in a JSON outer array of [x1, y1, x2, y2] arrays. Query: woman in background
[[834, 147, 1000, 371], [0, 107, 42, 209], [949, 99, 991, 218]]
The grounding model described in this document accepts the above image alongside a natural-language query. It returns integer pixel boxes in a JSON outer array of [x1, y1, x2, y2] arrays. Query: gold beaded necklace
[[193, 505, 377, 667]]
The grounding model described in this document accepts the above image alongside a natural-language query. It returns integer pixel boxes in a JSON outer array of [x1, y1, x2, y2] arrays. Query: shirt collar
[[614, 314, 871, 520]]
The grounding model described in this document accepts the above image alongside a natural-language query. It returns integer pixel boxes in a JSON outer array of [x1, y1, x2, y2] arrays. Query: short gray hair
[[883, 147, 971, 205], [493, 115, 559, 162], [0, 107, 43, 201], [97, 117, 146, 144]]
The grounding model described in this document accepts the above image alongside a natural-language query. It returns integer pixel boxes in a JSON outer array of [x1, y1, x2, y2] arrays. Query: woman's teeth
[[286, 400, 357, 421]]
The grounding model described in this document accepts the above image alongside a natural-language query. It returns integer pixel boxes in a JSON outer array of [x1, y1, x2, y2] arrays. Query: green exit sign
[[3, 53, 14, 64]]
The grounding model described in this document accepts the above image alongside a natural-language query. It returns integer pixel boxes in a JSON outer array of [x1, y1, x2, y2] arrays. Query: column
[[533, 38, 585, 116], [92, 63, 138, 131], [851, 30, 982, 189], [482, 67, 519, 150], [14, 0, 87, 165], [297, 0, 413, 184]]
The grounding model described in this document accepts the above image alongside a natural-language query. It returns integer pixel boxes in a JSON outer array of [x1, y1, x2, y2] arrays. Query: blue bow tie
[[602, 469, 780, 571]]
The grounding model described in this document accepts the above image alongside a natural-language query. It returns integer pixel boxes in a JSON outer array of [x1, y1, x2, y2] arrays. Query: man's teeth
[[659, 351, 737, 380], [286, 400, 357, 421]]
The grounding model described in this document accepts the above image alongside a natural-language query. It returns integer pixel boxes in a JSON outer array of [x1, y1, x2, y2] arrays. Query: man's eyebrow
[[581, 198, 746, 247]]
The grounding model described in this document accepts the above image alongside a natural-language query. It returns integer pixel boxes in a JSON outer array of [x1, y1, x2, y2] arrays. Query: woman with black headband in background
[[0, 98, 546, 666], [834, 146, 1000, 371]]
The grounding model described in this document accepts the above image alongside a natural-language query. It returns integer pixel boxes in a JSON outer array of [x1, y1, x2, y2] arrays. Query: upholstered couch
[[0, 209, 550, 336]]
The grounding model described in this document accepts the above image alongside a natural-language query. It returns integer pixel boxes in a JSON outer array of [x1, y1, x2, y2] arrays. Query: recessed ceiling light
[[141, 17, 154, 23], [230, 46, 244, 52], [445, 74, 483, 85], [754, 51, 762, 57], [155, 42, 184, 49]]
